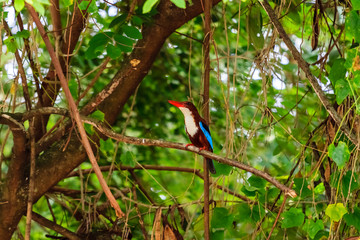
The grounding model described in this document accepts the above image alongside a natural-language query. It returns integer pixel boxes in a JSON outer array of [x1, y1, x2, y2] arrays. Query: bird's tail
[[207, 158, 216, 174]]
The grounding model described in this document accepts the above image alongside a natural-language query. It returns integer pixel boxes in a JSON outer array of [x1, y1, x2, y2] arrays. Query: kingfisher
[[168, 100, 216, 174]]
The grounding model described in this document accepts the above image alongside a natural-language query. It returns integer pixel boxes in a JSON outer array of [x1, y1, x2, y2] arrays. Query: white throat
[[179, 107, 198, 137]]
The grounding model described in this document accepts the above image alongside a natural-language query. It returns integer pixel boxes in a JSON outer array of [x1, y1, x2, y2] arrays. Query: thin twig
[[31, 212, 82, 240], [25, 4, 125, 218], [266, 182, 294, 240], [24, 118, 36, 240], [202, 0, 212, 238]]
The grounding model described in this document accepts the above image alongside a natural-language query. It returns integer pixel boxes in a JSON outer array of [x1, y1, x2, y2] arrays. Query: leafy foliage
[[1, 0, 360, 238]]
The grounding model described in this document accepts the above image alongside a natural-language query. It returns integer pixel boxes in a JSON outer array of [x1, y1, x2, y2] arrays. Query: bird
[[168, 100, 216, 174]]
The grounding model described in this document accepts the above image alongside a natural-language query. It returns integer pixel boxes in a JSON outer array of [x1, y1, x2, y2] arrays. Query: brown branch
[[68, 165, 201, 177], [0, 114, 28, 238], [202, 0, 212, 237], [259, 0, 358, 146], [266, 182, 293, 240], [1, 107, 296, 196], [133, 186, 149, 240], [31, 212, 82, 240], [84, 118, 296, 197], [25, 4, 125, 218], [33, 2, 87, 141], [50, 0, 62, 38], [68, 164, 253, 203], [24, 119, 36, 240]]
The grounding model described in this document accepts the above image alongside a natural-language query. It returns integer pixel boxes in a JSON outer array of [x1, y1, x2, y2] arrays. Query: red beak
[[168, 100, 184, 108]]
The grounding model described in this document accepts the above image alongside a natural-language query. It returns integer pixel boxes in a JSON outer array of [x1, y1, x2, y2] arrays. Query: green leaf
[[78, 0, 97, 13], [328, 141, 350, 169], [131, 16, 143, 26], [84, 123, 94, 135], [4, 37, 17, 53], [251, 204, 265, 222], [90, 110, 105, 122], [114, 34, 134, 52], [122, 25, 143, 39], [170, 0, 186, 8], [14, 0, 25, 12], [109, 14, 127, 28], [61, 0, 73, 7], [89, 33, 112, 47], [281, 208, 305, 228], [14, 30, 30, 39], [344, 207, 360, 231], [106, 44, 122, 59], [346, 11, 360, 43], [210, 230, 224, 240], [329, 58, 346, 85], [68, 78, 78, 100], [142, 0, 159, 13], [85, 44, 105, 59], [233, 203, 252, 223], [335, 79, 351, 104], [246, 5, 264, 50], [303, 219, 324, 239], [120, 151, 136, 167], [293, 178, 312, 198], [212, 161, 232, 176], [100, 138, 114, 157], [211, 208, 233, 230], [325, 203, 347, 222], [248, 175, 267, 189], [352, 0, 360, 12], [342, 171, 359, 198]]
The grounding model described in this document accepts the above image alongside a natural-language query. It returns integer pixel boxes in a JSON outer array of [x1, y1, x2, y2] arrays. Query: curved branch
[[2, 107, 296, 197], [83, 118, 296, 197]]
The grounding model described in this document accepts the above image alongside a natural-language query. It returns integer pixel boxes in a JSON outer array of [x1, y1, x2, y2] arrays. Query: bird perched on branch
[[168, 100, 216, 174]]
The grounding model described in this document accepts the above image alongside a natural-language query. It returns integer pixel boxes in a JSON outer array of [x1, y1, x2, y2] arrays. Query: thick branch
[[0, 114, 28, 238], [259, 0, 358, 145]]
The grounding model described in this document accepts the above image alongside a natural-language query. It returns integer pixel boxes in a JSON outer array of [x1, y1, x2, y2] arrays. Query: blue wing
[[199, 121, 213, 151]]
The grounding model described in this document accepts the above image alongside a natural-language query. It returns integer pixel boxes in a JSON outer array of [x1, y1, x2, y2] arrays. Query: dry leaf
[[164, 225, 177, 240], [353, 55, 360, 71], [152, 208, 163, 240], [325, 162, 331, 182]]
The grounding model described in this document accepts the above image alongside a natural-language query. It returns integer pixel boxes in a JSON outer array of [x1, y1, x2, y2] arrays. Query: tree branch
[[83, 118, 296, 197], [67, 164, 253, 203], [31, 212, 82, 240], [2, 107, 296, 196], [26, 3, 125, 218], [259, 0, 358, 145]]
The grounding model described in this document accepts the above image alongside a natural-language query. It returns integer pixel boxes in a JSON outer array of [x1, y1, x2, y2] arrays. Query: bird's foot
[[199, 146, 206, 151], [185, 143, 194, 148]]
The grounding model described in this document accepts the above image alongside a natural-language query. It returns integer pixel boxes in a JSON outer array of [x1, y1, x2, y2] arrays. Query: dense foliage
[[1, 0, 360, 238]]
